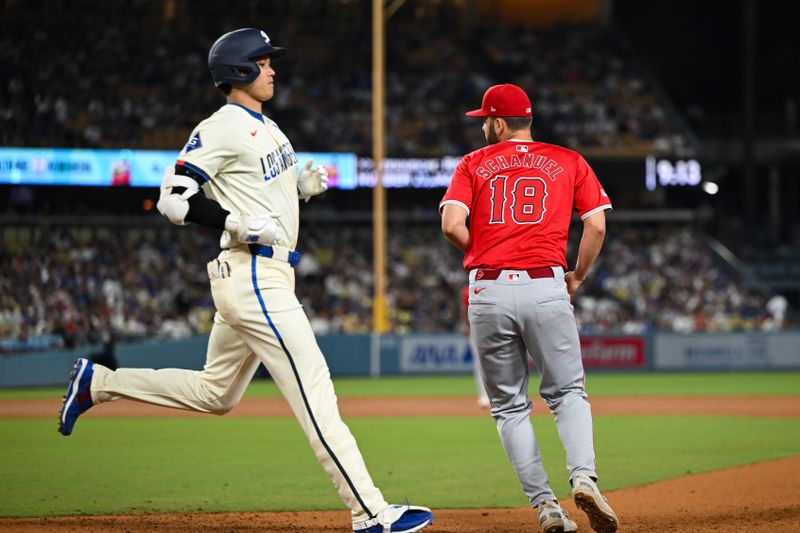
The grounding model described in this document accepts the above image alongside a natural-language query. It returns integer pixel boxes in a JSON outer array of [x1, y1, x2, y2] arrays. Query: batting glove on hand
[[225, 213, 284, 245], [297, 160, 329, 202]]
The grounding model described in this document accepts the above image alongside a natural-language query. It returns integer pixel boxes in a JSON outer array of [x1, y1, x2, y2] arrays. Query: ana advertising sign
[[399, 335, 473, 373]]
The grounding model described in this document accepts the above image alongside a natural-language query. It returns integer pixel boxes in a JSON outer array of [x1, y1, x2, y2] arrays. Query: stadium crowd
[[0, 1, 776, 355], [572, 228, 780, 334], [0, 222, 788, 354], [0, 0, 686, 158]]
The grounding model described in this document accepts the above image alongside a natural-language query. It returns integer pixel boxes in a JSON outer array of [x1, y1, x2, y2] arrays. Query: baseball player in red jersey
[[440, 84, 619, 533]]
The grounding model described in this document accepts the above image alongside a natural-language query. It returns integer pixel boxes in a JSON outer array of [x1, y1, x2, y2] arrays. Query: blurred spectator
[[763, 294, 788, 331]]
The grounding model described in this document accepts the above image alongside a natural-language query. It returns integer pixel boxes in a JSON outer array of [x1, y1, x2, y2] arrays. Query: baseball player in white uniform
[[57, 28, 432, 533]]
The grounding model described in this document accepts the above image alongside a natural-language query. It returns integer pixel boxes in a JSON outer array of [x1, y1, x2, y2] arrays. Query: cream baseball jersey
[[440, 140, 612, 270], [176, 102, 300, 249], [59, 27, 436, 533]]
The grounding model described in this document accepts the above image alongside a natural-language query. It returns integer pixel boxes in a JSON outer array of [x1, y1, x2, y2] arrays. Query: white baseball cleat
[[353, 503, 433, 533], [572, 473, 619, 533], [537, 500, 576, 533], [563, 509, 578, 533]]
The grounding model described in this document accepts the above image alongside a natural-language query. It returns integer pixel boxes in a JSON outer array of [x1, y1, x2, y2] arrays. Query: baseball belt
[[249, 244, 302, 266], [475, 266, 555, 281]]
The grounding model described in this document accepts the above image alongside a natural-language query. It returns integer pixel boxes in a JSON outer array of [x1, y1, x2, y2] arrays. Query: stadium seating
[[0, 221, 784, 354], [0, 0, 689, 157]]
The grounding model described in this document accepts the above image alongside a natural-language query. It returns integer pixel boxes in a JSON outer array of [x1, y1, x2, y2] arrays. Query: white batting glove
[[297, 160, 329, 202], [225, 213, 284, 245]]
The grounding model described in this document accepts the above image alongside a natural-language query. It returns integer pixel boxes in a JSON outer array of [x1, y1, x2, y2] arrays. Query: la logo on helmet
[[260, 30, 271, 44]]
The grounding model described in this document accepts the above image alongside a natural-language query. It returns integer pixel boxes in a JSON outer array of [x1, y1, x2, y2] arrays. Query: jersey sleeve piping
[[439, 199, 470, 216], [580, 204, 612, 220], [176, 159, 211, 183]]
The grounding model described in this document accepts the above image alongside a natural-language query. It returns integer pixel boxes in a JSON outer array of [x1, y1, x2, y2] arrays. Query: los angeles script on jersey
[[260, 141, 297, 182], [475, 152, 564, 181]]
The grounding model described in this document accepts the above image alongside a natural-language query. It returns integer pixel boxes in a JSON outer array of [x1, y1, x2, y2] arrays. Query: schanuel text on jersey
[[260, 142, 297, 181], [476, 153, 564, 181]]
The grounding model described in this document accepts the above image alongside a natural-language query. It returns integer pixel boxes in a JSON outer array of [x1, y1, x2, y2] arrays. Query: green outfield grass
[[1, 372, 799, 518], [1, 415, 799, 517], [2, 371, 800, 400]]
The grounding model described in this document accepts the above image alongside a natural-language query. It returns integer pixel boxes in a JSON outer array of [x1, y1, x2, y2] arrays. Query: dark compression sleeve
[[185, 190, 230, 230], [172, 164, 230, 231]]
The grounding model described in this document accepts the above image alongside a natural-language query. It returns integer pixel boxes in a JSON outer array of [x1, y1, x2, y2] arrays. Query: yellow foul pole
[[372, 0, 387, 335]]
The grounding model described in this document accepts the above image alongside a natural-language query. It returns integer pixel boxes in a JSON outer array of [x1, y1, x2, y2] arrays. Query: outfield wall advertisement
[[653, 332, 800, 370], [4, 332, 799, 387], [580, 336, 647, 369], [398, 334, 647, 373], [399, 335, 473, 373]]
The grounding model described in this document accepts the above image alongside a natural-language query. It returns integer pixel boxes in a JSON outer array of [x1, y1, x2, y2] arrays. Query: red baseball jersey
[[440, 140, 611, 271]]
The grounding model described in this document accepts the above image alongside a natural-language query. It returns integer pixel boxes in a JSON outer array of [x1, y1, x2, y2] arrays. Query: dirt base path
[[1, 455, 798, 532], [3, 394, 800, 418]]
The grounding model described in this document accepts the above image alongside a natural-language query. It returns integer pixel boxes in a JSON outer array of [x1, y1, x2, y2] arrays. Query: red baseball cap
[[465, 83, 533, 117]]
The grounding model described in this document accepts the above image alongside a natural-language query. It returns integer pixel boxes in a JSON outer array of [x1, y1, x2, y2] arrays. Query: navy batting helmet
[[208, 28, 287, 87]]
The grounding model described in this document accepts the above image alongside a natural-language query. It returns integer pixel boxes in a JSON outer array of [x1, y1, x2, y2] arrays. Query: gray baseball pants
[[468, 266, 597, 507]]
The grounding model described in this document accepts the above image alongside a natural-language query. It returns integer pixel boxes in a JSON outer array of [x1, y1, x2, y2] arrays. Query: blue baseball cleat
[[353, 503, 433, 533], [58, 358, 95, 436]]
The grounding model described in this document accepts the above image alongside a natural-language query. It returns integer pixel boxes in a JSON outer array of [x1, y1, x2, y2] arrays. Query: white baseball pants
[[91, 249, 388, 522]]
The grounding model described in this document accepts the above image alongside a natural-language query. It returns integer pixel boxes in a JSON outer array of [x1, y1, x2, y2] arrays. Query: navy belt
[[248, 244, 301, 266]]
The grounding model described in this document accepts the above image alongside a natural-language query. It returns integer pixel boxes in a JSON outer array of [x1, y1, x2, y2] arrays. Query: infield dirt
[[3, 394, 800, 418]]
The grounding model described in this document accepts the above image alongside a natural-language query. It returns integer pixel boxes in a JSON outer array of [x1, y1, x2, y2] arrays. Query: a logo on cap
[[260, 30, 271, 44], [490, 106, 496, 112], [526, 107, 532, 113]]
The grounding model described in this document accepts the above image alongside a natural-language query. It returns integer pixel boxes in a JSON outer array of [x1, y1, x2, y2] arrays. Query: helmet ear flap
[[211, 63, 259, 88], [228, 63, 256, 83]]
